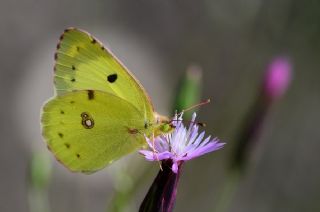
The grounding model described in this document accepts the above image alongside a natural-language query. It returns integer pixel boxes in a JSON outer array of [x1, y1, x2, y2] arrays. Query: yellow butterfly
[[41, 28, 171, 173]]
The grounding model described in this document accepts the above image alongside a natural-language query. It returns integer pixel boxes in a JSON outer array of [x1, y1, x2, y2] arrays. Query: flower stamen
[[140, 112, 225, 173]]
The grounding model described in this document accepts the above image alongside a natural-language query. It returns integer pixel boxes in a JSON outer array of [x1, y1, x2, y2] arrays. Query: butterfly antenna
[[170, 99, 210, 127], [176, 98, 211, 117], [179, 120, 206, 127]]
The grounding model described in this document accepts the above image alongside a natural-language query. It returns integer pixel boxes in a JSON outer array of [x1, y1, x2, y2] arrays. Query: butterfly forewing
[[54, 28, 154, 121]]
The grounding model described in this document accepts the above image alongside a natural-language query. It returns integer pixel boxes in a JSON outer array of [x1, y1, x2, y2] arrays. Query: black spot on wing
[[81, 112, 89, 118], [87, 90, 94, 100], [58, 133, 63, 138], [91, 38, 96, 44], [81, 112, 94, 129], [72, 65, 76, 70], [76, 153, 81, 158], [65, 143, 70, 149], [107, 74, 117, 83], [128, 128, 139, 134], [71, 78, 76, 82], [60, 110, 65, 114], [47, 145, 52, 151]]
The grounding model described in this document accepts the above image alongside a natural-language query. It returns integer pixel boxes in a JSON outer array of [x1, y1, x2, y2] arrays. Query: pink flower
[[139, 113, 225, 173], [264, 57, 292, 100]]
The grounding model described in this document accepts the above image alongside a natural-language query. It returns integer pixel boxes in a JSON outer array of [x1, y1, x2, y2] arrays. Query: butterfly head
[[153, 112, 175, 135]]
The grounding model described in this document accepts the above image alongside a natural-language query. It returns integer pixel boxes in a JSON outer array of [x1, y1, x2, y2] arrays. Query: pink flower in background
[[264, 57, 292, 100]]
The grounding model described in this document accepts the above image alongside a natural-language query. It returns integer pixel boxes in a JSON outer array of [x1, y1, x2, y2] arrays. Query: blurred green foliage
[[173, 65, 202, 119], [29, 152, 52, 189]]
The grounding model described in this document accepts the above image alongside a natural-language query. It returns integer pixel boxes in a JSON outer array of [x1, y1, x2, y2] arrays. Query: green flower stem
[[107, 163, 156, 212], [28, 152, 52, 212]]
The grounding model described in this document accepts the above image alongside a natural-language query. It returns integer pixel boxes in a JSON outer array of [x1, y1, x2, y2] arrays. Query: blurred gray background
[[1, 0, 320, 212]]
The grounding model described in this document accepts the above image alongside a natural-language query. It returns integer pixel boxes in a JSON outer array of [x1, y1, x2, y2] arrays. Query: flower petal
[[184, 141, 225, 160], [140, 112, 225, 165], [139, 150, 157, 161], [156, 151, 174, 161]]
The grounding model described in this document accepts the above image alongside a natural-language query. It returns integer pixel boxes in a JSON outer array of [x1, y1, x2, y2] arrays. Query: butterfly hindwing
[[42, 90, 152, 173]]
